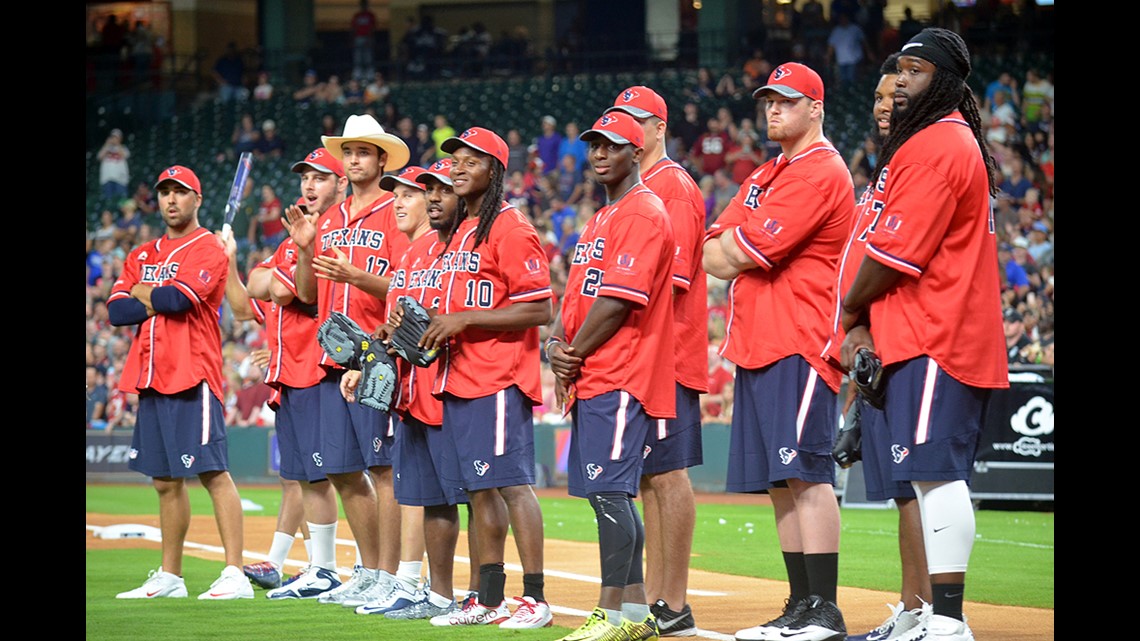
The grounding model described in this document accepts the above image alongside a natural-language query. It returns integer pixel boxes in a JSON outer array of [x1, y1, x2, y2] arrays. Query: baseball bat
[[220, 152, 254, 241]]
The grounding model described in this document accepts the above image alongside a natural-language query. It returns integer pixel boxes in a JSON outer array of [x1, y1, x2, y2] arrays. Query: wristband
[[544, 336, 564, 356]]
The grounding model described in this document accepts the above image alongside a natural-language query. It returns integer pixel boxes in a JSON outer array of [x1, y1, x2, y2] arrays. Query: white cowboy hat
[[322, 114, 410, 171]]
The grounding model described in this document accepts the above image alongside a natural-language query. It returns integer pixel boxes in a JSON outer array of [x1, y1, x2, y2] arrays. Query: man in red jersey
[[417, 127, 553, 628], [223, 149, 348, 600], [547, 111, 675, 641], [110, 165, 254, 601], [285, 114, 412, 607], [703, 62, 852, 641], [605, 85, 707, 638], [839, 29, 1007, 641]]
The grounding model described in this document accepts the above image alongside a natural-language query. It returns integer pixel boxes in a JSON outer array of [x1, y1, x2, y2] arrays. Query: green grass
[[87, 483, 1053, 641]]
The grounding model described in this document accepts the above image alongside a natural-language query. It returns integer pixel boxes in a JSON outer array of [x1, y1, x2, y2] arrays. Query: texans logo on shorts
[[373, 437, 382, 453], [312, 452, 323, 467], [891, 444, 910, 464], [473, 460, 490, 477], [585, 463, 604, 480], [778, 448, 798, 465], [129, 448, 139, 460], [773, 65, 792, 81], [642, 445, 652, 460], [181, 454, 195, 469]]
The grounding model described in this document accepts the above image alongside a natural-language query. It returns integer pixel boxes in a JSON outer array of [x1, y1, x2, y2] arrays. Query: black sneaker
[[777, 595, 847, 641], [735, 596, 811, 641], [650, 599, 697, 637]]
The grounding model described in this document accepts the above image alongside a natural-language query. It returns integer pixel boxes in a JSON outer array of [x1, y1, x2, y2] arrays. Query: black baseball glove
[[852, 348, 885, 410], [357, 341, 398, 413], [317, 311, 373, 369], [388, 296, 441, 368], [832, 400, 862, 468]]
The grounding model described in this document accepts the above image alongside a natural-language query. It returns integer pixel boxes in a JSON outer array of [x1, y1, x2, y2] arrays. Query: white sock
[[397, 561, 422, 589], [913, 480, 975, 574], [603, 608, 623, 624], [428, 590, 453, 607], [267, 531, 295, 570], [307, 521, 337, 571], [354, 545, 363, 567], [303, 537, 313, 563], [622, 602, 649, 622]]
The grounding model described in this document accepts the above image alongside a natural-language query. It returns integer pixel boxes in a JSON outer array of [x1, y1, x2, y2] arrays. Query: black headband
[[899, 28, 970, 80]]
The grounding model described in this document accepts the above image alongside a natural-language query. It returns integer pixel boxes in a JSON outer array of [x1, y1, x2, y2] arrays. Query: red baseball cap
[[441, 127, 509, 169], [754, 62, 825, 102], [606, 86, 668, 122], [291, 148, 345, 177], [416, 157, 454, 186], [154, 165, 201, 193], [580, 112, 644, 149], [380, 165, 429, 192]]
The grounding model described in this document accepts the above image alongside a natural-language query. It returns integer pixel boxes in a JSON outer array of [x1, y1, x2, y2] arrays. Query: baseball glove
[[852, 349, 885, 410], [317, 311, 373, 369], [357, 341, 397, 413], [388, 296, 440, 368], [832, 400, 862, 469]]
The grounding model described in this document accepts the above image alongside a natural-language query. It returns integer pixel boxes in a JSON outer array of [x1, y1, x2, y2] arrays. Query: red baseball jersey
[[257, 238, 323, 389], [643, 158, 709, 393], [562, 186, 677, 419], [314, 193, 409, 369], [434, 203, 552, 404], [863, 113, 1008, 388], [387, 230, 448, 426], [705, 141, 853, 392], [822, 182, 878, 370], [111, 227, 228, 400]]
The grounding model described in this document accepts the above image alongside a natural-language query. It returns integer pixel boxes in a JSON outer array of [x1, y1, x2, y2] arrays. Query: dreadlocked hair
[[438, 160, 506, 256], [876, 34, 998, 196]]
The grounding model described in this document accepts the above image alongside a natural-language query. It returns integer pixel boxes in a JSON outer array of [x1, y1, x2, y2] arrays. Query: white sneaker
[[430, 599, 511, 626], [116, 567, 188, 599], [318, 566, 376, 605], [500, 595, 554, 629], [886, 602, 932, 641], [928, 614, 974, 641], [198, 565, 254, 600], [341, 572, 393, 608], [355, 580, 420, 615]]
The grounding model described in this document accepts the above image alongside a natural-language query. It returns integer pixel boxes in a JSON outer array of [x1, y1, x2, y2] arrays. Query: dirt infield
[[87, 495, 1053, 640]]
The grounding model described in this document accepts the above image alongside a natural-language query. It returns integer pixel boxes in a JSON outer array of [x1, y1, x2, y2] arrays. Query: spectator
[[898, 5, 923, 43], [320, 112, 339, 138], [984, 71, 1020, 112], [1003, 308, 1033, 364], [430, 114, 455, 160], [700, 345, 735, 421], [415, 122, 436, 166], [698, 174, 716, 226], [557, 121, 589, 174], [505, 129, 529, 176], [690, 118, 731, 176], [827, 12, 870, 86], [709, 168, 738, 225], [726, 130, 766, 186], [343, 76, 365, 104], [363, 71, 390, 105], [131, 182, 157, 216], [86, 366, 109, 429], [985, 89, 1018, 146], [350, 0, 377, 81], [672, 102, 705, 153], [1000, 157, 1034, 203], [554, 154, 582, 202], [1021, 68, 1053, 125], [320, 74, 344, 105], [129, 20, 155, 86], [293, 69, 324, 106], [228, 360, 273, 427], [253, 184, 285, 250], [114, 199, 143, 244], [252, 70, 274, 101], [92, 209, 118, 243], [213, 42, 248, 102], [685, 67, 716, 102], [999, 241, 1030, 299], [847, 134, 879, 179], [1027, 221, 1053, 267], [231, 179, 257, 259], [97, 129, 131, 202], [229, 113, 260, 161], [535, 115, 563, 175], [254, 119, 285, 160]]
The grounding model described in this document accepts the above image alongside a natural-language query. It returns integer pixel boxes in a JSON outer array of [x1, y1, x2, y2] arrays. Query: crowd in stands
[[87, 25, 1054, 430]]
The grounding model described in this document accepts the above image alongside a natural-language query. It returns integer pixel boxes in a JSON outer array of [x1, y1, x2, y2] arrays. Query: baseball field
[[86, 484, 1054, 640]]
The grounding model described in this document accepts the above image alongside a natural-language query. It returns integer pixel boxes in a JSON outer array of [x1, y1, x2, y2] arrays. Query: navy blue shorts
[[130, 383, 229, 479], [858, 397, 916, 501], [642, 383, 703, 475], [276, 384, 326, 483], [393, 415, 467, 507], [726, 356, 837, 492], [883, 356, 989, 483], [318, 372, 394, 474], [568, 390, 653, 499], [442, 386, 536, 492]]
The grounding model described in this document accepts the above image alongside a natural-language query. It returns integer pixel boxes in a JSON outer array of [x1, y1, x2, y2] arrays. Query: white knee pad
[[912, 480, 974, 574]]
